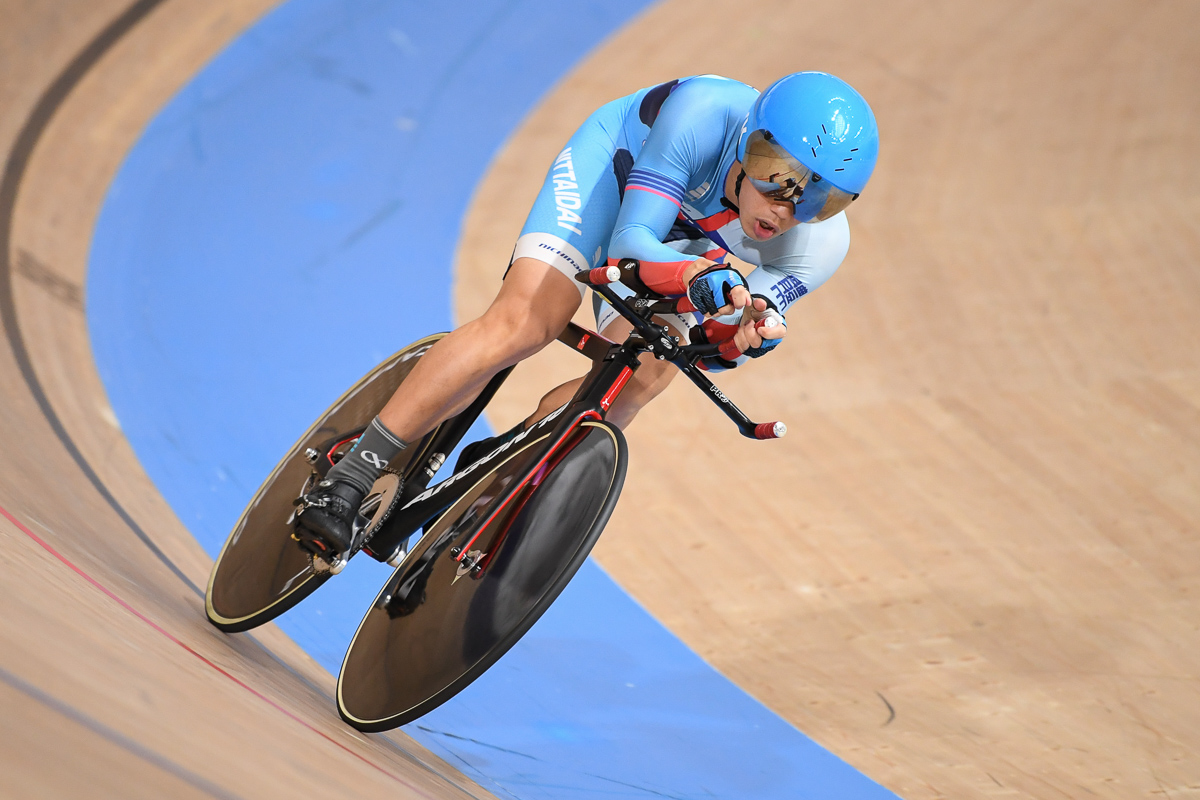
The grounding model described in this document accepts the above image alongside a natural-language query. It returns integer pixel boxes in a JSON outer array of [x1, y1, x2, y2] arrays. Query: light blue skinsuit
[[511, 75, 851, 364]]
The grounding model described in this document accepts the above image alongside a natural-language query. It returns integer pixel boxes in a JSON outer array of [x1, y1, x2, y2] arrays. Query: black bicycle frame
[[587, 280, 786, 441], [362, 267, 784, 563], [362, 335, 632, 563]]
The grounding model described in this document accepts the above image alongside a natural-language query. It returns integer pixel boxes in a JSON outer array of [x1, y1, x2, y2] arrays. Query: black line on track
[[0, 0, 201, 596], [0, 0, 331, 718], [0, 663, 244, 800], [0, 12, 486, 797], [416, 726, 542, 761], [875, 690, 896, 726], [0, 0, 353, 700]]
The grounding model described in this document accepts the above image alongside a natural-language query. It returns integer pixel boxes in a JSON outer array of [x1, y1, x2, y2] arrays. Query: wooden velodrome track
[[0, 2, 495, 798], [459, 1, 1200, 797], [0, 1, 1196, 799]]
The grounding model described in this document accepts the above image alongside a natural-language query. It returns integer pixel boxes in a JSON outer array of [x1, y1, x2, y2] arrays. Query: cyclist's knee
[[628, 356, 676, 400], [481, 305, 559, 360], [477, 260, 579, 362], [603, 358, 675, 429]]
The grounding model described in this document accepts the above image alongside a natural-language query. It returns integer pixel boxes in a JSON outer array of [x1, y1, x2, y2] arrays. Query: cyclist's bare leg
[[293, 259, 578, 557], [520, 315, 683, 431], [522, 378, 582, 427], [377, 258, 581, 441]]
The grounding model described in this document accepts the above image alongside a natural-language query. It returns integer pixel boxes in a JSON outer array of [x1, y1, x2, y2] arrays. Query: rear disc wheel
[[336, 419, 627, 731]]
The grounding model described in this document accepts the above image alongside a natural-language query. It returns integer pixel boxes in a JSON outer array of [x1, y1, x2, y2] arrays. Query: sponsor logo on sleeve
[[552, 148, 583, 235], [771, 275, 808, 306]]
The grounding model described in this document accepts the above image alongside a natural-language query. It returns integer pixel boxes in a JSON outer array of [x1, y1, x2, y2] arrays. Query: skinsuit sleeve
[[744, 212, 850, 314], [702, 213, 851, 371], [607, 80, 733, 272]]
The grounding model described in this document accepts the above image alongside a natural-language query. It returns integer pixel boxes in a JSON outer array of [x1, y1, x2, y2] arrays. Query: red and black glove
[[690, 295, 786, 371]]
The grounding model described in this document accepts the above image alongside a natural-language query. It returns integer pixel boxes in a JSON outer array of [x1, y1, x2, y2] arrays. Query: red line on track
[[0, 503, 445, 798]]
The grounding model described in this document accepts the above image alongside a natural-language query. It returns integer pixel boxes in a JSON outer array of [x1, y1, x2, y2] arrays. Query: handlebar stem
[[587, 282, 785, 441]]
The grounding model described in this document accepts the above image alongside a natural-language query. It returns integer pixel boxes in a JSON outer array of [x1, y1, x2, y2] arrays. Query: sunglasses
[[742, 130, 860, 222]]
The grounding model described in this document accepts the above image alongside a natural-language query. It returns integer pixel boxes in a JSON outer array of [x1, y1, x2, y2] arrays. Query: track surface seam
[[0, 501, 447, 798], [0, 0, 199, 594], [0, 663, 243, 800]]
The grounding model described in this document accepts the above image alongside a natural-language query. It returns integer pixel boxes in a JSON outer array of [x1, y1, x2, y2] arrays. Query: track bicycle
[[205, 259, 785, 731]]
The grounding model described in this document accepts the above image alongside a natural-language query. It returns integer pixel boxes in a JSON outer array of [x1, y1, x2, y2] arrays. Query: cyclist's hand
[[691, 296, 786, 369], [682, 257, 721, 276], [683, 260, 750, 316], [732, 297, 786, 355]]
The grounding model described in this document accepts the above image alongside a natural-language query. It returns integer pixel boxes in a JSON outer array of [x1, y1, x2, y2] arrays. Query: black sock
[[326, 416, 407, 494]]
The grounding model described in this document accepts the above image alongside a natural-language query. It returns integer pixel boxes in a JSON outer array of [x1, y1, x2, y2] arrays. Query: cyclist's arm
[[743, 213, 850, 314], [700, 215, 850, 371], [608, 82, 730, 281], [608, 178, 698, 281]]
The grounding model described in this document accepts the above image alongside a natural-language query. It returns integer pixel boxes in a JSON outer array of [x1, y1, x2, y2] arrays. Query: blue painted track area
[[87, 1, 898, 797]]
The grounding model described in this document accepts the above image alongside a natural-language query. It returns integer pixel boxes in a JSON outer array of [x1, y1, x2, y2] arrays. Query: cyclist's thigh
[[598, 310, 689, 348], [593, 283, 699, 342], [487, 256, 582, 342], [510, 99, 631, 297]]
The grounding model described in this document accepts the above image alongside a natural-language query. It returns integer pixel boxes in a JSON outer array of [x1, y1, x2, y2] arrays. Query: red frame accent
[[454, 412, 598, 561], [327, 433, 364, 466], [600, 366, 634, 412], [450, 330, 635, 565], [467, 427, 586, 576]]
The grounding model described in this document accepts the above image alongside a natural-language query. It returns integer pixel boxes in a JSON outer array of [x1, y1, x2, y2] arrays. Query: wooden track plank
[[455, 1, 1200, 796], [0, 2, 497, 797]]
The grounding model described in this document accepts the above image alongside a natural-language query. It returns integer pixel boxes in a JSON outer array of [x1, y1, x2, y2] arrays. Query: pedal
[[292, 525, 348, 574], [310, 551, 347, 575], [350, 491, 380, 546], [290, 479, 382, 571]]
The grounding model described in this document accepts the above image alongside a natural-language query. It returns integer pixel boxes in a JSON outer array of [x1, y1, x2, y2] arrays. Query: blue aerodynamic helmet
[[737, 72, 879, 222]]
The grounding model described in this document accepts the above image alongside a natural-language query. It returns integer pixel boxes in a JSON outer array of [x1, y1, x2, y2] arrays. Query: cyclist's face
[[738, 177, 801, 242]]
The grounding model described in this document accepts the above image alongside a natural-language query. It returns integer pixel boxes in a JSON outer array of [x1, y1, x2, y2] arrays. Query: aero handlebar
[[574, 263, 785, 441]]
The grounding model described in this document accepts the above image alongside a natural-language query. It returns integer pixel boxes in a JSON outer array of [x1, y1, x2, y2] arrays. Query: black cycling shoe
[[293, 478, 366, 560]]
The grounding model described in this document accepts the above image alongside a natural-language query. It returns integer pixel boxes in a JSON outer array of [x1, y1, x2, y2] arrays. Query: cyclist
[[293, 71, 879, 560]]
